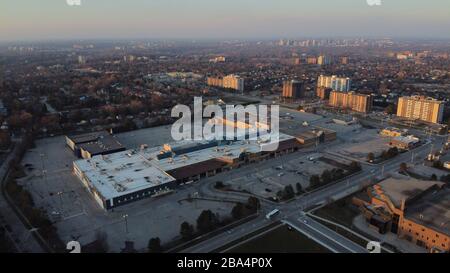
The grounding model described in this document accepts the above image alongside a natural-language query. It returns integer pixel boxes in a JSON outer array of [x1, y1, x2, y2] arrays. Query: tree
[[295, 182, 303, 195], [148, 237, 162, 253], [387, 147, 399, 158], [310, 175, 321, 188], [381, 147, 399, 160], [433, 160, 443, 169], [7, 111, 33, 131], [440, 174, 450, 183], [276, 190, 284, 200], [331, 168, 345, 180], [384, 104, 396, 115], [399, 162, 408, 173], [367, 153, 375, 163], [321, 170, 332, 184], [180, 221, 194, 240], [196, 210, 218, 233], [214, 181, 225, 189], [91, 230, 109, 253], [0, 131, 11, 150], [283, 185, 295, 200], [231, 202, 245, 219], [246, 197, 260, 212]]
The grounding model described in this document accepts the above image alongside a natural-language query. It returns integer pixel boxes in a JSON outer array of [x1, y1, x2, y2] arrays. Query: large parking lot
[[18, 136, 237, 252], [223, 152, 350, 199], [327, 128, 390, 161], [15, 122, 374, 252], [115, 125, 174, 149]]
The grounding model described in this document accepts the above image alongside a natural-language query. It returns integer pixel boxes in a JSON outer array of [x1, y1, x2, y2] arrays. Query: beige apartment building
[[207, 74, 244, 92], [282, 80, 304, 99], [397, 96, 444, 124], [317, 55, 331, 65], [317, 75, 351, 92], [316, 86, 332, 100], [207, 76, 223, 87], [223, 74, 244, 92], [329, 91, 373, 113]]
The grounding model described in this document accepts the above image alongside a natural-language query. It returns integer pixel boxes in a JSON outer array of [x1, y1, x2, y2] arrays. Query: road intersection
[[180, 131, 446, 253]]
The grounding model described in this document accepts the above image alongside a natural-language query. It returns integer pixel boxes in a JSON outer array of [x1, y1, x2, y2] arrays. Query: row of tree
[[276, 183, 303, 201], [309, 162, 362, 190], [368, 147, 399, 163], [147, 197, 261, 253]]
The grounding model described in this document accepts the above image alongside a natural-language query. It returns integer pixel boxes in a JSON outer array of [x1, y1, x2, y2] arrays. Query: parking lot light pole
[[123, 214, 129, 234], [57, 191, 64, 211]]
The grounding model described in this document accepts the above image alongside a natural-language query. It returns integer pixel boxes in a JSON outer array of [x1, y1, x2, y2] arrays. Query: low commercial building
[[66, 131, 126, 159], [444, 162, 450, 170], [380, 127, 408, 137], [295, 129, 336, 147], [148, 133, 301, 184], [73, 151, 176, 210], [73, 129, 301, 210], [353, 177, 450, 253], [390, 117, 448, 135], [390, 135, 420, 150], [332, 117, 358, 126]]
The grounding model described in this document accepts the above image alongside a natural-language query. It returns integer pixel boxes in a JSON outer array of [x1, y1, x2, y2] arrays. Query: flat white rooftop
[[393, 135, 420, 144], [74, 126, 295, 200], [74, 151, 176, 200], [140, 132, 295, 171]]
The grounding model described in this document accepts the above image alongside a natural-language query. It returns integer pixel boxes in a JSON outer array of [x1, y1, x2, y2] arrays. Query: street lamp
[[123, 214, 129, 234], [57, 191, 64, 212]]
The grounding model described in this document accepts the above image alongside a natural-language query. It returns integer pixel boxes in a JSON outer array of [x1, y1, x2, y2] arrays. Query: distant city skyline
[[1, 0, 450, 41]]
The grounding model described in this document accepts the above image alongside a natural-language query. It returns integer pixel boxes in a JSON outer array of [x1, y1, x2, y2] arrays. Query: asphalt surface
[[0, 143, 45, 253], [181, 131, 446, 253], [283, 214, 367, 253]]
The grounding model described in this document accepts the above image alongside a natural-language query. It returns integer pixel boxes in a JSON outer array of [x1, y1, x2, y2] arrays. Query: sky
[[1, 0, 450, 41]]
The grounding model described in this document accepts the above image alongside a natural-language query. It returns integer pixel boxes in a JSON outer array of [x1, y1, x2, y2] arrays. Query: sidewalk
[[353, 214, 426, 253]]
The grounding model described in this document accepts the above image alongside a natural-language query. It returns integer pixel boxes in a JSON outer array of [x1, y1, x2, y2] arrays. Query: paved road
[[0, 143, 45, 253], [283, 214, 367, 253], [181, 135, 443, 253], [179, 215, 273, 253]]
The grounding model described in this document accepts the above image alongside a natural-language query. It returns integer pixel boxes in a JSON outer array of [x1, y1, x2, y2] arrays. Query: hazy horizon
[[2, 0, 450, 42]]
